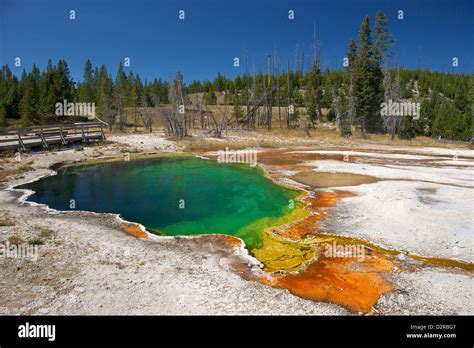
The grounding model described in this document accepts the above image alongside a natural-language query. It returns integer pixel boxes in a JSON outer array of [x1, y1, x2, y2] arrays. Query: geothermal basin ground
[[0, 131, 472, 315]]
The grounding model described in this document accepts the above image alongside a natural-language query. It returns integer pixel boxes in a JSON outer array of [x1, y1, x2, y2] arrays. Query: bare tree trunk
[[166, 72, 188, 138], [267, 55, 272, 130], [134, 107, 137, 132], [199, 94, 205, 130], [101, 93, 115, 132], [113, 90, 125, 132], [250, 59, 257, 130], [276, 53, 282, 129], [287, 59, 291, 129], [139, 94, 153, 132]]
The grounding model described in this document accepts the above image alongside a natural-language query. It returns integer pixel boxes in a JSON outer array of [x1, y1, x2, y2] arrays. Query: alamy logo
[[217, 147, 257, 167], [380, 99, 420, 120], [18, 322, 56, 341], [322, 241, 365, 260], [0, 242, 38, 261], [55, 99, 96, 119]]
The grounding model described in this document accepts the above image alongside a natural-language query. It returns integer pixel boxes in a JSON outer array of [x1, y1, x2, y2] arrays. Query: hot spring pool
[[18, 156, 300, 249]]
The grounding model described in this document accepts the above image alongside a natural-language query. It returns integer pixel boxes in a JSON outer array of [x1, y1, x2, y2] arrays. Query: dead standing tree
[[274, 49, 282, 128], [100, 93, 116, 132], [309, 27, 323, 123], [205, 103, 228, 138], [265, 55, 273, 130], [151, 95, 172, 134], [382, 68, 402, 139], [138, 94, 153, 132], [199, 94, 206, 130], [246, 56, 257, 130], [333, 87, 352, 138], [327, 70, 352, 137], [286, 58, 292, 129], [197, 94, 211, 132], [113, 88, 126, 131], [238, 83, 277, 131], [346, 76, 355, 137], [158, 72, 188, 138]]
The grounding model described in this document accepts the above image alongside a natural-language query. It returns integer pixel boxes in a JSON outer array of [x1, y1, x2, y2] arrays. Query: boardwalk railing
[[0, 122, 106, 151]]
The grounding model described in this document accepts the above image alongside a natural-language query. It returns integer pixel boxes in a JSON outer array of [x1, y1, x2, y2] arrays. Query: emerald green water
[[19, 157, 298, 248]]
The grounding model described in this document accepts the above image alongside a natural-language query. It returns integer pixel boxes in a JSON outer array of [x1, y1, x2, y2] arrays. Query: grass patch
[[39, 227, 54, 239], [27, 238, 44, 245], [8, 235, 24, 245]]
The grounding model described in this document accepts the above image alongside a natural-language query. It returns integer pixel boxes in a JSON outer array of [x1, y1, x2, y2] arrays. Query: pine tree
[[305, 62, 323, 123], [398, 115, 416, 139], [353, 16, 382, 132], [344, 77, 355, 137], [31, 64, 41, 84], [373, 10, 394, 65], [468, 74, 474, 106], [214, 73, 225, 92], [38, 60, 55, 117], [130, 75, 143, 129], [432, 100, 470, 141], [0, 103, 6, 127], [114, 63, 128, 130], [0, 65, 20, 120], [342, 38, 357, 136], [418, 98, 432, 136], [131, 75, 143, 107], [232, 94, 244, 123], [126, 71, 135, 106], [77, 59, 94, 102], [304, 85, 316, 123], [96, 65, 112, 114], [453, 79, 468, 111], [19, 72, 39, 127], [92, 66, 99, 99], [372, 11, 391, 131], [95, 65, 114, 129], [54, 60, 73, 102], [347, 38, 357, 72]]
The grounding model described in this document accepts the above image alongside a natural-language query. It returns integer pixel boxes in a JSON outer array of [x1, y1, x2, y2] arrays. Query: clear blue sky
[[1, 0, 473, 83]]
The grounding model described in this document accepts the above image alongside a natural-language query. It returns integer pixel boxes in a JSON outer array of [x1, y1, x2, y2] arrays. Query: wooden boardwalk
[[0, 122, 106, 151]]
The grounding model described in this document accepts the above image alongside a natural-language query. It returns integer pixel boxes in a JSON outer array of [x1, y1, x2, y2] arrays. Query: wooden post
[[99, 125, 106, 140], [39, 127, 49, 149], [59, 126, 67, 145], [17, 133, 26, 151]]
